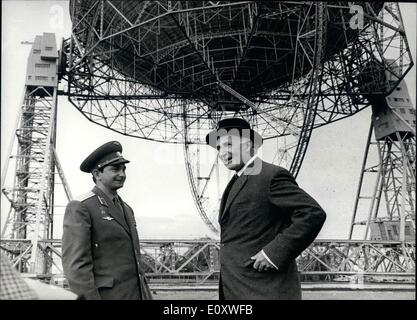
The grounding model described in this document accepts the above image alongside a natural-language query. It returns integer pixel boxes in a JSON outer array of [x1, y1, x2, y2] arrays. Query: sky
[[1, 1, 416, 241]]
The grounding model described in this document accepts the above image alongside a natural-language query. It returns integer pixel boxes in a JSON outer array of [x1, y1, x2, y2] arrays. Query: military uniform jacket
[[62, 186, 152, 300], [219, 159, 326, 300]]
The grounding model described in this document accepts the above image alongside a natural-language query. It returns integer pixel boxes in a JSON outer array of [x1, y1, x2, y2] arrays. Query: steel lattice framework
[[1, 88, 58, 274], [349, 60, 416, 241], [140, 239, 415, 284], [350, 125, 416, 240], [61, 1, 413, 234], [64, 1, 412, 144], [0, 2, 414, 285], [2, 239, 414, 286], [1, 34, 72, 274]]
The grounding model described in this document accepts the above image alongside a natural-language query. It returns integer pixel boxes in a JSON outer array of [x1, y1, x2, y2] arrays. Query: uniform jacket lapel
[[118, 196, 138, 239], [118, 196, 147, 276], [92, 186, 131, 235]]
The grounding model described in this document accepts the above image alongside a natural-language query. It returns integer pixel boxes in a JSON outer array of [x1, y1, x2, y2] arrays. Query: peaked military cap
[[80, 141, 130, 173], [205, 118, 263, 149]]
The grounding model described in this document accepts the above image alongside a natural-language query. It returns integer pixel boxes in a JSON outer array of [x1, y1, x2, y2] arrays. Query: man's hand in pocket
[[250, 251, 275, 272]]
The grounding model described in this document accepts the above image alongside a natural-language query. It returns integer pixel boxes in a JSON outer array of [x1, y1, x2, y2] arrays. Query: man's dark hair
[[92, 167, 104, 183]]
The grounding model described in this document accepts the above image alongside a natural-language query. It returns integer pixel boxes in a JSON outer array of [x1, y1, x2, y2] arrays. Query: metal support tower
[[349, 76, 416, 253], [1, 33, 72, 275]]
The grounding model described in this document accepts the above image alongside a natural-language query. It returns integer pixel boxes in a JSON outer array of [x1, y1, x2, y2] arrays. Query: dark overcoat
[[62, 186, 152, 300], [219, 159, 326, 300]]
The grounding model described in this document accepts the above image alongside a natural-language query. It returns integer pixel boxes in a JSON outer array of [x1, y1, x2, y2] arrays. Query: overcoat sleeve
[[62, 200, 100, 300], [263, 168, 326, 270]]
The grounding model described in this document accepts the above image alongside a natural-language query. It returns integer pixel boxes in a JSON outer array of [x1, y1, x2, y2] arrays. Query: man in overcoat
[[62, 141, 152, 300], [206, 118, 326, 300]]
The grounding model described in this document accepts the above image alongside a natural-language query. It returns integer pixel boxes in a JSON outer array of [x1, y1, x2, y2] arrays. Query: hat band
[[217, 124, 251, 130], [96, 156, 126, 170], [215, 128, 255, 139]]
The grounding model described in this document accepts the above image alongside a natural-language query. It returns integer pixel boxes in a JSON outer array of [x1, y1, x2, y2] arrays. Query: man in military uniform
[[62, 141, 152, 300]]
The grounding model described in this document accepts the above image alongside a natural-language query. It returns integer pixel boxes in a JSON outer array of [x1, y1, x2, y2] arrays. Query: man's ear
[[92, 169, 100, 180], [243, 140, 256, 157]]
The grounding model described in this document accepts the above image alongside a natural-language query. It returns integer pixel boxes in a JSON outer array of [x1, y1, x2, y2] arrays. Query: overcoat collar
[[92, 186, 131, 235]]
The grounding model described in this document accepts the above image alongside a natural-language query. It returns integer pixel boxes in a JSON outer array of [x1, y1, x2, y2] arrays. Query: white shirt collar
[[236, 154, 258, 177]]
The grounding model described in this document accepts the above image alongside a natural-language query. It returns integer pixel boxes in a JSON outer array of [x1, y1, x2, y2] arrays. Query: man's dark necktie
[[223, 174, 238, 202], [219, 174, 239, 221], [113, 196, 123, 212], [113, 196, 130, 227]]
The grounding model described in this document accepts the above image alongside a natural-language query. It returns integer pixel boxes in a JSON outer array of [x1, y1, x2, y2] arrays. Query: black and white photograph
[[1, 0, 415, 308]]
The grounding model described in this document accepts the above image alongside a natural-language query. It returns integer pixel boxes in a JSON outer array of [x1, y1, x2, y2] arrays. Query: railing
[[1, 239, 414, 285]]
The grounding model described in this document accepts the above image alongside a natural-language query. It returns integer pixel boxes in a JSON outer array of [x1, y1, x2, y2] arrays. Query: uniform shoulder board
[[74, 191, 95, 202]]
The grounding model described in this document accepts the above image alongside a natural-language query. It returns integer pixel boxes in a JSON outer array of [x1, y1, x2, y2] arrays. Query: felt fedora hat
[[205, 118, 263, 149]]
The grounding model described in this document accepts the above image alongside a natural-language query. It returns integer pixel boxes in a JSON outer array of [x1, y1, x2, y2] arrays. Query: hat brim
[[97, 157, 130, 170], [108, 158, 130, 167], [80, 141, 128, 173], [82, 157, 130, 173], [205, 128, 263, 149]]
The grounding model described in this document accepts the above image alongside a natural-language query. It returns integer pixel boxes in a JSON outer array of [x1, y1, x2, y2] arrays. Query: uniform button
[[94, 243, 99, 247]]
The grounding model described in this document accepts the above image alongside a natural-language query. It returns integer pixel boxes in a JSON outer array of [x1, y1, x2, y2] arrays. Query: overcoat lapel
[[219, 175, 236, 222], [93, 186, 131, 235], [222, 175, 247, 217]]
